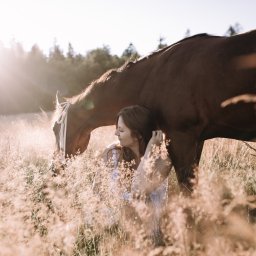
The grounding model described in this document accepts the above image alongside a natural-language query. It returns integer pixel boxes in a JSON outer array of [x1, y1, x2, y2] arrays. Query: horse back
[[140, 30, 256, 140]]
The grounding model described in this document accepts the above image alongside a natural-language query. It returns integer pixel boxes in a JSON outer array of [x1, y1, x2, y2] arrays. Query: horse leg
[[167, 132, 202, 194], [195, 140, 204, 165]]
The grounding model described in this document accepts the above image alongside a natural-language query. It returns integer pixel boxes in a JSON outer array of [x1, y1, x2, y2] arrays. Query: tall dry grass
[[0, 112, 255, 256]]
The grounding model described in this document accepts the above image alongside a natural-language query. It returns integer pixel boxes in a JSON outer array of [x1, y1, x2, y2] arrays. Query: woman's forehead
[[117, 116, 129, 129]]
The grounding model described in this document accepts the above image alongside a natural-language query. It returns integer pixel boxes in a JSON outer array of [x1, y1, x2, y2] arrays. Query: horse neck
[[74, 61, 150, 131], [86, 71, 144, 125]]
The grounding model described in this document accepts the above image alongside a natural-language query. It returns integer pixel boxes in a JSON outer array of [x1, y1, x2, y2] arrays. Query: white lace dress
[[109, 145, 168, 199], [108, 145, 168, 230]]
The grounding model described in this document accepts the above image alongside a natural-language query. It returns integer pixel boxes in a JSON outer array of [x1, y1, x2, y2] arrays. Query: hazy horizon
[[0, 0, 256, 57]]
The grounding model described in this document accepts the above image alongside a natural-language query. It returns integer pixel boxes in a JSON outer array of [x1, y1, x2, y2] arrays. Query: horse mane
[[68, 69, 118, 105], [68, 33, 214, 105]]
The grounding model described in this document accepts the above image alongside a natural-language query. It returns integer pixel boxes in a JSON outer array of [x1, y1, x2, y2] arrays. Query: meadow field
[[0, 112, 256, 256]]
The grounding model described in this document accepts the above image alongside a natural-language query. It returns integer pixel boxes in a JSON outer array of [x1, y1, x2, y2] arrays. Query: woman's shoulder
[[101, 142, 122, 163], [107, 142, 121, 150]]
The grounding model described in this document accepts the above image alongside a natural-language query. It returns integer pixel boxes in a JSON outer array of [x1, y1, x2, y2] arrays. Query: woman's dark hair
[[116, 105, 157, 160], [105, 105, 157, 188]]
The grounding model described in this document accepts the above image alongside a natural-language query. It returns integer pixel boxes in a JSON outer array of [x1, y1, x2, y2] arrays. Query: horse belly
[[203, 102, 256, 141]]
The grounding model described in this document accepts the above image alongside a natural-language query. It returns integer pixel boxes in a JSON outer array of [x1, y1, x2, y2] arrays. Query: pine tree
[[157, 36, 167, 50], [122, 43, 140, 61]]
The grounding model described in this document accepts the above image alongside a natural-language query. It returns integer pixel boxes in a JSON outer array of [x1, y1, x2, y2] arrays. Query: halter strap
[[56, 102, 71, 158]]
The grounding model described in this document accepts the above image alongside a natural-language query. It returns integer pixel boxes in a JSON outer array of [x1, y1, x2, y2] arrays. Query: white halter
[[56, 101, 71, 158]]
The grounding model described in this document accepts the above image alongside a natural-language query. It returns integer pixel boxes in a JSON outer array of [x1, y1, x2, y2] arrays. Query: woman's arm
[[132, 130, 172, 195]]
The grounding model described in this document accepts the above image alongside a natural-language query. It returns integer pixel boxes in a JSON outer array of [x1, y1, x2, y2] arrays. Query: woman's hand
[[143, 130, 164, 158], [132, 129, 171, 195], [148, 130, 164, 147]]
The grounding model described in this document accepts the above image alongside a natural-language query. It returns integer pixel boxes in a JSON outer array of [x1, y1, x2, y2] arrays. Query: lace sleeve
[[101, 143, 119, 165], [108, 147, 120, 181], [92, 145, 120, 194], [95, 144, 132, 202]]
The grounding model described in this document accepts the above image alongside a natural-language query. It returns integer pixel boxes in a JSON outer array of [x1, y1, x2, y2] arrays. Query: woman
[[94, 105, 171, 244]]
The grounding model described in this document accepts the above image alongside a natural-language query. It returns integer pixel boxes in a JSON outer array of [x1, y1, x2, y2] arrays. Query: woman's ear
[[132, 131, 142, 140], [138, 134, 143, 140]]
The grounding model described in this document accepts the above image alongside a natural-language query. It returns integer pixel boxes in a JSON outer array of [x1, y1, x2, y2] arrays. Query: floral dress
[[108, 144, 168, 202], [108, 144, 168, 241]]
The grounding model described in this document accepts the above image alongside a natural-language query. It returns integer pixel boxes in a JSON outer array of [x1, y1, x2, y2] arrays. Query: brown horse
[[53, 30, 256, 192]]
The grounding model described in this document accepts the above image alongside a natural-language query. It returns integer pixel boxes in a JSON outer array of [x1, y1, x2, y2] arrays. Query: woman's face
[[115, 116, 138, 148]]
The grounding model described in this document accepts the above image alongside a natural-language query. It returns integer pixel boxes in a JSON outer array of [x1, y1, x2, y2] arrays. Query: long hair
[[115, 105, 157, 165]]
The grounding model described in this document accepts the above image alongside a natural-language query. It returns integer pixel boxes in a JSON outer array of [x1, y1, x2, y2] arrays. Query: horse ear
[[56, 91, 65, 106], [56, 91, 60, 106]]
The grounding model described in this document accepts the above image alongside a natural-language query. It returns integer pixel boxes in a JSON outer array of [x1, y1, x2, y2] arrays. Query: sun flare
[[0, 1, 53, 52]]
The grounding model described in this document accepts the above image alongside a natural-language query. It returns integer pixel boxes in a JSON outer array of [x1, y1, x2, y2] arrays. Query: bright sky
[[0, 0, 255, 57]]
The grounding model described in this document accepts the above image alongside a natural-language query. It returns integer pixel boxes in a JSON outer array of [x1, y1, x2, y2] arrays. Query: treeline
[[0, 42, 139, 114], [0, 25, 240, 114]]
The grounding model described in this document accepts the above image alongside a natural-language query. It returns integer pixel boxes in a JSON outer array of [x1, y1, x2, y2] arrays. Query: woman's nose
[[115, 130, 119, 136]]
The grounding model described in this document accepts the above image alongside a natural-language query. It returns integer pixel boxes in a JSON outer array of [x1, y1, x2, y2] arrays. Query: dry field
[[0, 112, 256, 256]]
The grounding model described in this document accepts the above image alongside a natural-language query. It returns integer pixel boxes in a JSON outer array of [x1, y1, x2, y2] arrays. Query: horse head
[[51, 92, 93, 174]]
